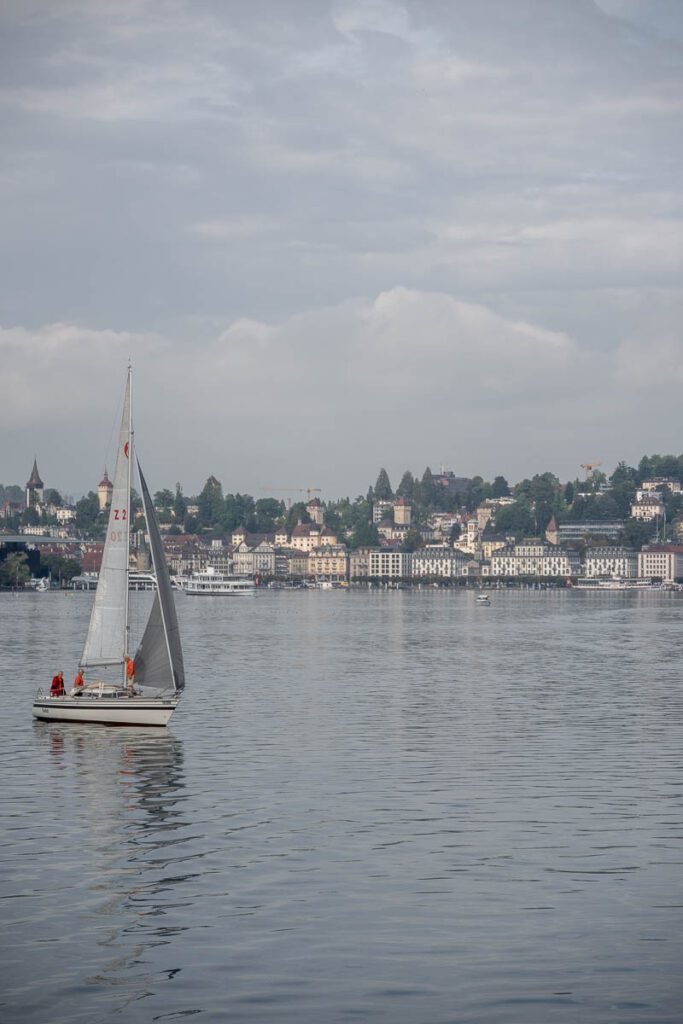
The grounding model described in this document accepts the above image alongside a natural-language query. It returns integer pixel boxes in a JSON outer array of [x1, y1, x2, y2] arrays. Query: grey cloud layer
[[0, 0, 681, 494]]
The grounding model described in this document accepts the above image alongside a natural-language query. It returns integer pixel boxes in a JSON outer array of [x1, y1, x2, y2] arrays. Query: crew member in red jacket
[[50, 671, 65, 696], [125, 656, 136, 696]]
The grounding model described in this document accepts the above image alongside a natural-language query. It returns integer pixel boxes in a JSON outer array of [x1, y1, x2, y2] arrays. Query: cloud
[[0, 1, 682, 490]]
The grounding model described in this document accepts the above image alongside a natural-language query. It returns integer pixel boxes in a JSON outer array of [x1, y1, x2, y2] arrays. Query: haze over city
[[1, 0, 681, 499]]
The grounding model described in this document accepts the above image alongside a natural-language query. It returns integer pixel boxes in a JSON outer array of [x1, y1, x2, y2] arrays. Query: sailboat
[[32, 368, 185, 727]]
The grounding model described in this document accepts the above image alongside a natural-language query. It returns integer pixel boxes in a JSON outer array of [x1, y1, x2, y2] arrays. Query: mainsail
[[80, 373, 131, 671], [134, 462, 185, 693]]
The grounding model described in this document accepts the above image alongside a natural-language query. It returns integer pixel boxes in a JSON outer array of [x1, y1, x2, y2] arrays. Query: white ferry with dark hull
[[182, 568, 255, 595]]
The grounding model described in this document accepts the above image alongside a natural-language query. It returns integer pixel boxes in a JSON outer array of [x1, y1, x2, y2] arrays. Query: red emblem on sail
[[124, 442, 129, 458]]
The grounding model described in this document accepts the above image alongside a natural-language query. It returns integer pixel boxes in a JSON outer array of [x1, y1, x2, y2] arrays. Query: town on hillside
[[2, 458, 683, 587]]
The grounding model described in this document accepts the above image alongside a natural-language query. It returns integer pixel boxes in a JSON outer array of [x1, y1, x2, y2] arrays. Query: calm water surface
[[1, 588, 682, 1023]]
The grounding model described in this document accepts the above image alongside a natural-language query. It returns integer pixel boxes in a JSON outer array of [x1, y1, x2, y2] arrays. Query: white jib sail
[[80, 371, 132, 672]]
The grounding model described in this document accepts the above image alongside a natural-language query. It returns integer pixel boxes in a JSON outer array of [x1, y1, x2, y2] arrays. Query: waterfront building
[[411, 547, 468, 579], [490, 540, 581, 578], [638, 545, 683, 582], [233, 541, 275, 577], [583, 547, 638, 579], [558, 522, 623, 542], [367, 550, 412, 579], [349, 547, 374, 580], [308, 544, 348, 582], [287, 552, 309, 578]]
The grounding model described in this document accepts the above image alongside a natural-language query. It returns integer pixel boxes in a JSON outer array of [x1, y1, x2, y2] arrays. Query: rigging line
[[101, 369, 130, 489]]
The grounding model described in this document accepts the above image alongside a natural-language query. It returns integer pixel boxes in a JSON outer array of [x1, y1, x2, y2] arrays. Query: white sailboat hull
[[32, 695, 180, 727]]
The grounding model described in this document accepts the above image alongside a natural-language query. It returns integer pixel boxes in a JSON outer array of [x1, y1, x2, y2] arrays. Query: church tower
[[26, 458, 44, 508], [98, 468, 113, 511]]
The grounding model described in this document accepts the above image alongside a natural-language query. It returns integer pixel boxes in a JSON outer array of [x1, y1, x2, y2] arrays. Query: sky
[[1, 0, 682, 502]]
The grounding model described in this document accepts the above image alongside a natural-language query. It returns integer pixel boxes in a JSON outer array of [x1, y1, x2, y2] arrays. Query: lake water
[[1, 588, 682, 1023]]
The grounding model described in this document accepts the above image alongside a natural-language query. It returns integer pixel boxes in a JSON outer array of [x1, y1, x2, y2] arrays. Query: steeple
[[27, 457, 43, 489], [98, 467, 114, 511], [545, 515, 559, 546], [26, 457, 44, 507]]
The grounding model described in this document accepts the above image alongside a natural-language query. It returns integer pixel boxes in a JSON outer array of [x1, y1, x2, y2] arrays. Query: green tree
[[374, 468, 393, 501], [255, 497, 283, 532], [396, 470, 415, 500], [154, 488, 175, 509], [285, 501, 311, 532], [621, 518, 654, 550], [198, 475, 224, 528], [21, 506, 40, 527], [610, 461, 637, 487], [495, 500, 534, 537], [420, 467, 437, 507], [2, 484, 23, 504], [464, 476, 489, 512], [39, 553, 82, 584], [491, 475, 510, 498], [44, 488, 63, 506], [75, 492, 102, 533], [173, 483, 187, 522], [0, 551, 31, 587], [349, 520, 379, 549], [223, 493, 257, 532], [403, 528, 423, 552]]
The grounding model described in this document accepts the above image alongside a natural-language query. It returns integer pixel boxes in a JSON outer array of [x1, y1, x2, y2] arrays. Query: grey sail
[[134, 462, 185, 692], [81, 373, 131, 671]]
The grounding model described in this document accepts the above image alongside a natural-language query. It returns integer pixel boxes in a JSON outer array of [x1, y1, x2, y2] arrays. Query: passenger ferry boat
[[182, 567, 256, 596], [573, 577, 679, 591]]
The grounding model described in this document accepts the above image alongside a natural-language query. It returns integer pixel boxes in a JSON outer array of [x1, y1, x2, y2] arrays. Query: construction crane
[[263, 487, 322, 507], [580, 461, 602, 480]]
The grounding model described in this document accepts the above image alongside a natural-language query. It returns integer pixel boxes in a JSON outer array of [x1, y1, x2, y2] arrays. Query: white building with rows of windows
[[637, 545, 683, 582], [411, 546, 468, 578], [583, 547, 638, 579], [367, 550, 412, 578], [490, 541, 581, 578]]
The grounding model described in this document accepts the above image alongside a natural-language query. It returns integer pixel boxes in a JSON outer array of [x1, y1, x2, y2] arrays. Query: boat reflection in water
[[34, 724, 193, 1015]]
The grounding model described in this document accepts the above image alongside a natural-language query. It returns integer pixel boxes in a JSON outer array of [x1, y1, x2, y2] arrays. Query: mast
[[123, 365, 133, 685]]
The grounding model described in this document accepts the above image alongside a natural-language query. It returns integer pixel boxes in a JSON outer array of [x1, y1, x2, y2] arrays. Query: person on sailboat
[[50, 672, 65, 697], [125, 656, 136, 696], [71, 669, 85, 695]]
